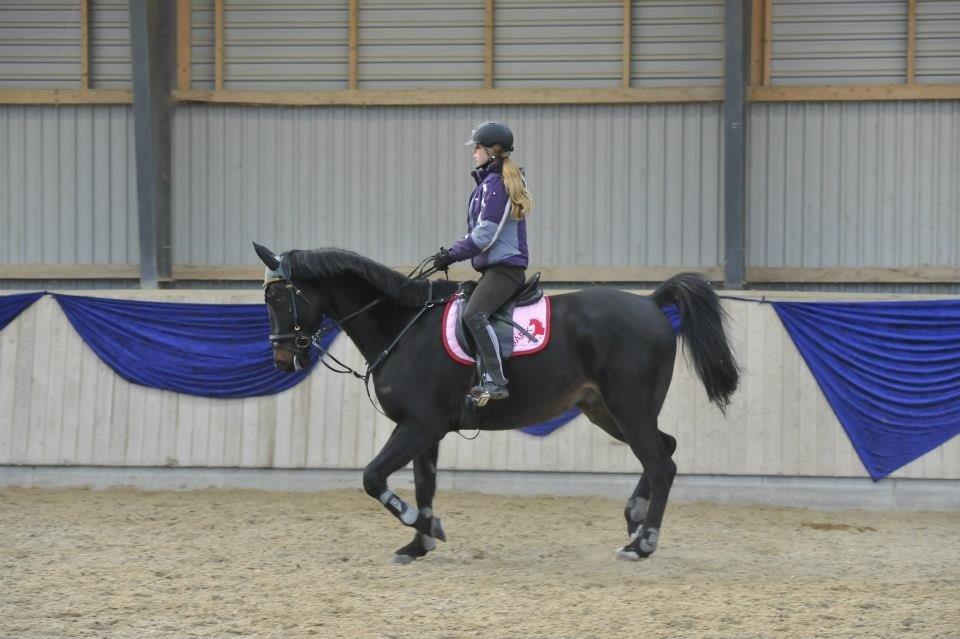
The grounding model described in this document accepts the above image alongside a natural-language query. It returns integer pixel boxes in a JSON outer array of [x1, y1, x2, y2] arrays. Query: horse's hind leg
[[602, 395, 676, 560], [394, 442, 441, 564], [624, 432, 677, 537], [580, 398, 676, 540]]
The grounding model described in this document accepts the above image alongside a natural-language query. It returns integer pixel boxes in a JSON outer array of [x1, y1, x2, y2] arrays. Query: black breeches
[[462, 265, 525, 323]]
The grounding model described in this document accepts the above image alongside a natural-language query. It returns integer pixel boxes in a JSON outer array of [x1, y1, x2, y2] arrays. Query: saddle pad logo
[[442, 296, 552, 366], [521, 318, 546, 346]]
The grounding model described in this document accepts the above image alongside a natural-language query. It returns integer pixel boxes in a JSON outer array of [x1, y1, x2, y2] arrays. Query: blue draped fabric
[[53, 293, 339, 399], [0, 292, 44, 332], [520, 408, 582, 436], [661, 303, 682, 335], [773, 299, 960, 481]]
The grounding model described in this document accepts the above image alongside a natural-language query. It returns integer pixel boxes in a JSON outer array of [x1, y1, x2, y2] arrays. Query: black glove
[[432, 248, 454, 271]]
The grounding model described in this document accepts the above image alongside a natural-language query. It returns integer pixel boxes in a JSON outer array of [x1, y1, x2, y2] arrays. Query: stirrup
[[471, 382, 509, 406]]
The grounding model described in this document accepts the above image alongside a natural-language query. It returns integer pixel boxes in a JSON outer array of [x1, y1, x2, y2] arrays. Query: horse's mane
[[286, 248, 460, 308]]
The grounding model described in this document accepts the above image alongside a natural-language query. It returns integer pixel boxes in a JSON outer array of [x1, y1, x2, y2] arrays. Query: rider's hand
[[432, 248, 454, 271]]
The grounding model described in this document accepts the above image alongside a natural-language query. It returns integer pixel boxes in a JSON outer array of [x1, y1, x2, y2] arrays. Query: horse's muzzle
[[292, 352, 311, 371], [273, 347, 310, 373]]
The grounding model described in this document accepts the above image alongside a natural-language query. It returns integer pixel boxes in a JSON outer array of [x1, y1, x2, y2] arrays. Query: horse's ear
[[253, 241, 281, 272]]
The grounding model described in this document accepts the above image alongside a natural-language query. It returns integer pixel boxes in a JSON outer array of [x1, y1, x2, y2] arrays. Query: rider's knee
[[463, 309, 488, 329]]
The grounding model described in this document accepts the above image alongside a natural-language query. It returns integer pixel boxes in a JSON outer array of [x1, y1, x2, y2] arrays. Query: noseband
[[268, 282, 316, 351]]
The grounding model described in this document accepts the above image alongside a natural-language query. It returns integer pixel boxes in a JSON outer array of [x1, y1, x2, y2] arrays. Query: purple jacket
[[447, 160, 528, 271]]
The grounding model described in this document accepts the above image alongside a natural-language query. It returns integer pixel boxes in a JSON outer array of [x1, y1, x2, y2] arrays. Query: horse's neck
[[316, 280, 416, 364]]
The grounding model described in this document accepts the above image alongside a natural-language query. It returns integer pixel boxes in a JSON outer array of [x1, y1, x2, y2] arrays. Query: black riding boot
[[465, 313, 509, 404]]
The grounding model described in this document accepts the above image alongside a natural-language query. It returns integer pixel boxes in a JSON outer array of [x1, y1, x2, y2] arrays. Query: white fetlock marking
[[629, 497, 649, 522], [419, 534, 437, 551], [615, 547, 640, 561], [639, 528, 660, 554], [419, 508, 437, 549]]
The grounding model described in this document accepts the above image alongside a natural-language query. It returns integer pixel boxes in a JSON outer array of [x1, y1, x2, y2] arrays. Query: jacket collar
[[471, 158, 503, 184]]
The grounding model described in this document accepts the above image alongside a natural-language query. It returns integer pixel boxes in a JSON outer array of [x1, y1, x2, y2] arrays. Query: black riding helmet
[[464, 121, 514, 152]]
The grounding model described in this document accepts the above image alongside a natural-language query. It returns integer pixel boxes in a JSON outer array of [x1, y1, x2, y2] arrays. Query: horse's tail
[[651, 273, 739, 412]]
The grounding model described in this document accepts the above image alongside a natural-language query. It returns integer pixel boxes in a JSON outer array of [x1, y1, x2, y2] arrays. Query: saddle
[[447, 272, 547, 363]]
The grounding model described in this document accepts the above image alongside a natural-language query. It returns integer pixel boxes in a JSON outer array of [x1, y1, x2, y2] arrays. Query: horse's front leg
[[362, 423, 446, 555], [394, 442, 442, 564]]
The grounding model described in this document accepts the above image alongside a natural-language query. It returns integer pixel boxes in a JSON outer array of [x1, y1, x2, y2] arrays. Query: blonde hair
[[491, 146, 534, 220]]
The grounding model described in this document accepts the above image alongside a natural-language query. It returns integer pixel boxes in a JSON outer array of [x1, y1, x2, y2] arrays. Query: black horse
[[254, 244, 739, 563]]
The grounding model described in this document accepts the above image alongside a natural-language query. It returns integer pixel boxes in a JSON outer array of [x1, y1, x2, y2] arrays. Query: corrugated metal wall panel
[[191, 0, 215, 88], [171, 103, 724, 269], [181, 0, 726, 90], [224, 0, 348, 90], [4, 101, 956, 290], [917, 0, 960, 84], [772, 0, 908, 85], [0, 2, 81, 89], [89, 0, 131, 88], [748, 101, 960, 271], [1, 2, 955, 92], [359, 0, 484, 89], [0, 106, 138, 265], [630, 0, 723, 87], [1, 291, 957, 480], [494, 0, 623, 88]]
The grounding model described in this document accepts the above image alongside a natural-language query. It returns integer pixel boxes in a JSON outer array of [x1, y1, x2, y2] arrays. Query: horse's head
[[254, 242, 318, 373]]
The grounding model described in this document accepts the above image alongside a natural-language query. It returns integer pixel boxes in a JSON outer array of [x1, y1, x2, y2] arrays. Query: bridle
[[267, 278, 392, 373], [264, 255, 451, 413], [267, 282, 316, 352], [266, 254, 440, 355]]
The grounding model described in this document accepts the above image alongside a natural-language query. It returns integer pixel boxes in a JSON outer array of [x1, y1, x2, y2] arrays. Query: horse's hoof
[[615, 544, 652, 561], [615, 546, 643, 561], [393, 531, 437, 565], [430, 517, 447, 542], [393, 553, 416, 565], [616, 527, 659, 561]]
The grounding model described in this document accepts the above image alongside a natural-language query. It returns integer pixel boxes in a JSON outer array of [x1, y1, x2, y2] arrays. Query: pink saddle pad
[[441, 296, 552, 366]]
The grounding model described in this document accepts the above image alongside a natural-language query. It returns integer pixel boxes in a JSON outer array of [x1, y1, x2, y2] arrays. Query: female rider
[[432, 121, 534, 403]]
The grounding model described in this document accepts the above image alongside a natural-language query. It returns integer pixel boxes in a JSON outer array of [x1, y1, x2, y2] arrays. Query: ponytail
[[500, 156, 535, 220]]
